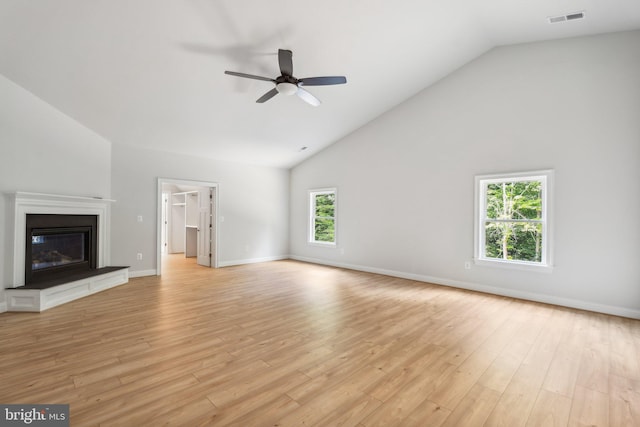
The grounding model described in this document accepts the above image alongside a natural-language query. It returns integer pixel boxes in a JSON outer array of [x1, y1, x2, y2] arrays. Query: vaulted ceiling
[[1, 1, 639, 168]]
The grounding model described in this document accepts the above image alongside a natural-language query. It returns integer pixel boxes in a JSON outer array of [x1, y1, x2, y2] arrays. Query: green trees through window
[[476, 170, 552, 268], [485, 181, 542, 262], [310, 190, 336, 244]]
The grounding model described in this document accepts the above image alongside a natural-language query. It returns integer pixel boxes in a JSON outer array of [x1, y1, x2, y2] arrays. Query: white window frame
[[474, 170, 553, 272], [308, 188, 337, 247]]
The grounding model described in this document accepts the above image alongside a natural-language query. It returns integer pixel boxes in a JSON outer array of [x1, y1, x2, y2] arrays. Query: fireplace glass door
[[25, 214, 98, 284], [32, 231, 87, 270]]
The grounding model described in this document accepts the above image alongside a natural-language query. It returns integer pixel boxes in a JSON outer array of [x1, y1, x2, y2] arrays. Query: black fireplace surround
[[25, 214, 98, 284]]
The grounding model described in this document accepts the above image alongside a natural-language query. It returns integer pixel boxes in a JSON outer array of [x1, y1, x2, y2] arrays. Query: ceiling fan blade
[[296, 87, 321, 107], [299, 76, 347, 86], [256, 88, 279, 103], [225, 71, 275, 83], [278, 49, 293, 76]]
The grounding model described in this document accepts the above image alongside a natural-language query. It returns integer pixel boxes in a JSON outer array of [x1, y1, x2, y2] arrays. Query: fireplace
[[25, 214, 98, 284], [8, 192, 114, 289], [5, 192, 129, 312]]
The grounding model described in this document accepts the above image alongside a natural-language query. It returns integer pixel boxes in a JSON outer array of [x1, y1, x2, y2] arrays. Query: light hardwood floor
[[1, 255, 639, 426]]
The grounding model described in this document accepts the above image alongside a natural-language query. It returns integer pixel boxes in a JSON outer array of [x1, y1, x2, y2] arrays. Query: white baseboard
[[219, 255, 289, 268], [128, 269, 158, 278], [0, 301, 7, 314], [290, 255, 640, 320]]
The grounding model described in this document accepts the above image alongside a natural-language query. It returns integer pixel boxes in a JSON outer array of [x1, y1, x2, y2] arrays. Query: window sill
[[308, 241, 337, 248], [475, 258, 553, 273]]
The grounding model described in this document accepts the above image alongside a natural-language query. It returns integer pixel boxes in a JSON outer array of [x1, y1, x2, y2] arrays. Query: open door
[[196, 188, 213, 267]]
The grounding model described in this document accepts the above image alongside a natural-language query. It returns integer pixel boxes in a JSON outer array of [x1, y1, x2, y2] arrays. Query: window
[[475, 170, 553, 270], [309, 189, 337, 245]]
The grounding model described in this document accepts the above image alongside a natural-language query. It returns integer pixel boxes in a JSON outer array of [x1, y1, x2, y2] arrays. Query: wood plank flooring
[[1, 255, 639, 426]]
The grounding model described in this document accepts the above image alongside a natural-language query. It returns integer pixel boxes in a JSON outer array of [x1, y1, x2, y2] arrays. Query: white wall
[[290, 31, 640, 318], [110, 144, 289, 274], [0, 74, 112, 309]]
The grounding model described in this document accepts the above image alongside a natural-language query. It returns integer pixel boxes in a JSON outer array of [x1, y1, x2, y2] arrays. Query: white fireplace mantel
[[10, 192, 115, 288]]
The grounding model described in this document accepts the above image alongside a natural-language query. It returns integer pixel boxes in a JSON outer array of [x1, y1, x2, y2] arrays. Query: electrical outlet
[[137, 253, 143, 260], [137, 215, 143, 222], [464, 261, 471, 270]]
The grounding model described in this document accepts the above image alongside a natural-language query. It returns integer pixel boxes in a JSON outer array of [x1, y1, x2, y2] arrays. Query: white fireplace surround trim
[[10, 192, 115, 288]]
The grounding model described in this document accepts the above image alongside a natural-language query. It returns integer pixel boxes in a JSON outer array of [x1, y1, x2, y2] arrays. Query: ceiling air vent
[[548, 11, 585, 24]]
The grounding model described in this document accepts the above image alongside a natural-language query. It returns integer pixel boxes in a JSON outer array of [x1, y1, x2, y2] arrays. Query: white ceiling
[[1, 1, 639, 168]]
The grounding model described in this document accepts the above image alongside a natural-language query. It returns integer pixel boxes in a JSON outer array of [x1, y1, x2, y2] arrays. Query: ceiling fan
[[224, 49, 347, 106]]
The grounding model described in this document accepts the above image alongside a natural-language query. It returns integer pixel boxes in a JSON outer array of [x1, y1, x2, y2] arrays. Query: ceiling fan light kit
[[225, 49, 347, 106], [276, 82, 298, 96]]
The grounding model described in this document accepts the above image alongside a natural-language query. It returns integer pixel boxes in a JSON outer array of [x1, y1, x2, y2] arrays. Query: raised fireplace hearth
[[5, 192, 129, 312]]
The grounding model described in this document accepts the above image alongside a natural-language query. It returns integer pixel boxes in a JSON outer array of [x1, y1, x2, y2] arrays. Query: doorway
[[156, 178, 219, 275]]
